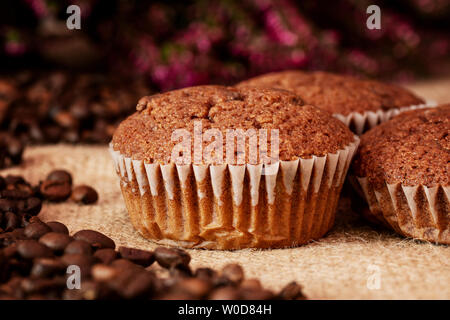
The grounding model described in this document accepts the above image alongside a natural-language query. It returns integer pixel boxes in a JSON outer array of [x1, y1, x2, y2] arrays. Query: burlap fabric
[[1, 81, 449, 299]]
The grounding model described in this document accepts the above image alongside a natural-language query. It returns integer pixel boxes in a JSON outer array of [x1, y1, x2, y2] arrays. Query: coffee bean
[[0, 176, 5, 190], [62, 280, 105, 300], [17, 240, 53, 259], [46, 221, 69, 235], [64, 240, 92, 255], [71, 185, 98, 204], [239, 287, 274, 300], [40, 180, 71, 202], [5, 212, 20, 231], [73, 230, 115, 249], [31, 258, 66, 278], [111, 259, 143, 272], [209, 286, 241, 300], [154, 247, 190, 269], [21, 277, 65, 294], [94, 248, 117, 264], [39, 232, 72, 252], [177, 278, 211, 298], [61, 253, 95, 278], [118, 247, 154, 267], [0, 199, 16, 212], [221, 264, 244, 284], [195, 268, 218, 281], [46, 170, 72, 185], [24, 221, 51, 239], [277, 281, 306, 300], [241, 278, 262, 290], [23, 197, 42, 215], [91, 264, 117, 282], [108, 269, 154, 299]]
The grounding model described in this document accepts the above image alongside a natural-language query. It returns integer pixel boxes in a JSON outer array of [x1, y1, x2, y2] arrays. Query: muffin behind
[[111, 85, 359, 249], [237, 70, 429, 134]]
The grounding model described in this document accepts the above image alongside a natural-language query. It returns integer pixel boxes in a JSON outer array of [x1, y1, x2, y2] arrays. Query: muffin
[[237, 70, 428, 134], [110, 85, 359, 249], [352, 105, 449, 244]]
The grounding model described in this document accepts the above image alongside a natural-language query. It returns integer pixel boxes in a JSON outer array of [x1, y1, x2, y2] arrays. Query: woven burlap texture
[[1, 81, 449, 299]]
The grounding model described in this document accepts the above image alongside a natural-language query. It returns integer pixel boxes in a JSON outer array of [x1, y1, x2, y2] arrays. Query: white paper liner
[[355, 176, 449, 244], [333, 101, 437, 135], [110, 136, 359, 249]]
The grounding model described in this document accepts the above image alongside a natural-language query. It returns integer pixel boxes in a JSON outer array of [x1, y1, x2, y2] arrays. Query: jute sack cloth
[[1, 81, 449, 299]]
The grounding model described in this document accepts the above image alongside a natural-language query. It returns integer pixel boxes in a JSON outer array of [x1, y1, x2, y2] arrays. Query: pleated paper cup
[[353, 176, 449, 244], [333, 102, 437, 135], [110, 137, 359, 250]]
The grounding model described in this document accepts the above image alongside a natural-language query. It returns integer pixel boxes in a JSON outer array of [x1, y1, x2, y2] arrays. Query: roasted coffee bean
[[23, 197, 42, 215], [108, 269, 154, 299], [39, 232, 72, 252], [24, 221, 51, 239], [0, 176, 5, 190], [6, 138, 24, 165], [154, 247, 190, 269], [170, 264, 193, 278], [221, 264, 244, 284], [71, 185, 98, 204], [5, 212, 20, 231], [17, 240, 53, 259], [177, 278, 212, 298], [46, 170, 72, 185], [94, 248, 117, 264], [195, 268, 218, 281], [21, 277, 65, 294], [39, 180, 71, 202], [239, 287, 274, 300], [46, 221, 69, 235], [111, 259, 143, 272], [241, 278, 262, 290], [31, 258, 66, 278], [118, 247, 154, 267], [209, 286, 241, 300], [64, 240, 92, 255], [61, 253, 95, 278], [277, 281, 306, 300], [91, 264, 117, 282], [73, 230, 115, 249], [62, 280, 106, 300], [0, 199, 16, 212]]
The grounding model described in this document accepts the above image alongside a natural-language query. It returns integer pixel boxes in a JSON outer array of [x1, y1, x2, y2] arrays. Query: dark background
[[0, 0, 449, 149]]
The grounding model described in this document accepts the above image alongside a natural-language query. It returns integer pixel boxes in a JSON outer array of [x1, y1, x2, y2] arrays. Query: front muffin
[[111, 85, 358, 249], [352, 104, 449, 244], [237, 70, 427, 135]]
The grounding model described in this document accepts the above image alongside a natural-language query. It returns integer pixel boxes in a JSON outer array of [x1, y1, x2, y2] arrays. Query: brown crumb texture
[[112, 85, 354, 163], [237, 70, 425, 115], [353, 104, 450, 187]]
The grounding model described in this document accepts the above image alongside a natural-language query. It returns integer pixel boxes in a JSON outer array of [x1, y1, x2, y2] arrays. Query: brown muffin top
[[112, 85, 355, 164], [352, 104, 450, 187], [237, 70, 425, 116]]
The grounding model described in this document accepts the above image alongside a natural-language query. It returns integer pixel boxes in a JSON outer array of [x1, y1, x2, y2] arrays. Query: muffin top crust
[[237, 70, 425, 116], [112, 85, 355, 164], [353, 104, 449, 187]]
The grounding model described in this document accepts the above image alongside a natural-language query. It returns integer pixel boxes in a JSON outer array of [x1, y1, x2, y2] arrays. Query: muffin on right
[[352, 104, 449, 244]]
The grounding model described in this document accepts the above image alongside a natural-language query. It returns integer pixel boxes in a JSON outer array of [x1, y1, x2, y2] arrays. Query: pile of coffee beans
[[0, 174, 306, 300], [0, 72, 151, 145], [0, 170, 97, 235], [39, 170, 98, 204]]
